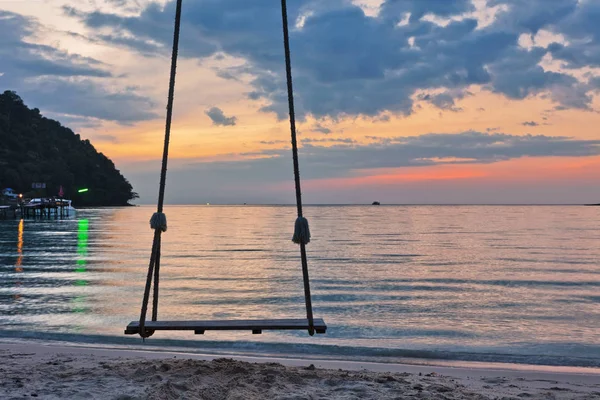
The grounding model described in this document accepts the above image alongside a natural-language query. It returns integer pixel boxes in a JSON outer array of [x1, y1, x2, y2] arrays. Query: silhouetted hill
[[0, 90, 137, 206]]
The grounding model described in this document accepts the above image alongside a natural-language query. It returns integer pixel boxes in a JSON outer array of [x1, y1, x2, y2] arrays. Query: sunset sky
[[1, 0, 600, 204]]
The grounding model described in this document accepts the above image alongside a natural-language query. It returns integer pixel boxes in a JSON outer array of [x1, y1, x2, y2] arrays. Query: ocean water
[[0, 205, 599, 368]]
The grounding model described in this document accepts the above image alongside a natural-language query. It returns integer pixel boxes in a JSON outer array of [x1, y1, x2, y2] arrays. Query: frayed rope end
[[150, 212, 167, 232], [292, 217, 310, 245]]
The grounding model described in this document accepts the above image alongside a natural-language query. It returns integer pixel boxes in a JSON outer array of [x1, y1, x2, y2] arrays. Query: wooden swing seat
[[125, 318, 327, 335]]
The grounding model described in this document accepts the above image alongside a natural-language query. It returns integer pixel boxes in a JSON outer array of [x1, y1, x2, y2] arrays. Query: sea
[[1, 205, 599, 369]]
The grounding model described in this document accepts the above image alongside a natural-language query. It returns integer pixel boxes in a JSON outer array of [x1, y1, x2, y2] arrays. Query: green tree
[[0, 90, 137, 206]]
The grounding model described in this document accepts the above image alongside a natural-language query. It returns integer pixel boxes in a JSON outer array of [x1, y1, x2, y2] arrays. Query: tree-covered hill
[[0, 91, 137, 206]]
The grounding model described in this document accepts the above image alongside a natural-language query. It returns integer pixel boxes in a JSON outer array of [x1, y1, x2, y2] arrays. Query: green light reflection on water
[[72, 295, 88, 314], [77, 219, 89, 260], [73, 219, 90, 314]]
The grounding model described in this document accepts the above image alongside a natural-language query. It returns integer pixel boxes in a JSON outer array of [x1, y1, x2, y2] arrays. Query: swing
[[125, 0, 327, 338]]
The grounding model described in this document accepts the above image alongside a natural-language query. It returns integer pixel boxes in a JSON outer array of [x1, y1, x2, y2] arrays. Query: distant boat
[[372, 201, 381, 205], [584, 203, 600, 206]]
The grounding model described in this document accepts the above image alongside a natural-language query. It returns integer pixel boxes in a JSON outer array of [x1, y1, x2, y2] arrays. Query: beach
[[2, 341, 600, 399]]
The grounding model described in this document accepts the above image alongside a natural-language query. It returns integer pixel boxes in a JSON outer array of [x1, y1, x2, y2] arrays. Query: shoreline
[[2, 331, 600, 372], [2, 340, 600, 399], [3, 333, 600, 372]]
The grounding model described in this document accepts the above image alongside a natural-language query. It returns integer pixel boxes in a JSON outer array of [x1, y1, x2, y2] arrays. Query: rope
[[292, 216, 310, 244], [150, 212, 167, 231], [280, 0, 315, 336], [136, 0, 318, 338], [138, 0, 183, 339], [152, 233, 162, 322]]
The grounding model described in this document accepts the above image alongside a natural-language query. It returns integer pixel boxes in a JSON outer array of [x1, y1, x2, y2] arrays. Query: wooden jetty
[[20, 199, 73, 219]]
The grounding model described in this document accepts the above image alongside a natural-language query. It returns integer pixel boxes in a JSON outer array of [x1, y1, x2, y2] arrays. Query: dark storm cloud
[[67, 0, 600, 121], [0, 10, 157, 123]]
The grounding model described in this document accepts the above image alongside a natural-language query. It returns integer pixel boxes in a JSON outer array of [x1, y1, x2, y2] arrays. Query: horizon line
[[128, 203, 596, 207]]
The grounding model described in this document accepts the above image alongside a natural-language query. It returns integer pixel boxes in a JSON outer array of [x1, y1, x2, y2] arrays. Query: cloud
[[18, 79, 157, 123], [181, 131, 600, 183], [488, 0, 578, 34], [92, 134, 120, 143], [42, 112, 104, 130], [0, 10, 157, 123], [205, 107, 237, 126], [418, 90, 471, 111], [522, 121, 539, 127], [123, 130, 600, 204], [548, 1, 600, 70], [259, 140, 287, 145], [380, 0, 475, 23], [69, 0, 600, 121], [492, 0, 600, 70], [312, 123, 332, 134], [302, 137, 356, 144], [0, 11, 109, 80]]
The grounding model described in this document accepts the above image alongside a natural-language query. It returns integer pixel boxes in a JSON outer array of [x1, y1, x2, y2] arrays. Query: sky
[[1, 0, 600, 204]]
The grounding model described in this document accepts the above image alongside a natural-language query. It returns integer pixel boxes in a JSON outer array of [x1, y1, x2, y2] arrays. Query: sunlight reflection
[[15, 219, 23, 272]]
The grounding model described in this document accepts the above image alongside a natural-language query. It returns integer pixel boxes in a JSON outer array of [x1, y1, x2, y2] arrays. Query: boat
[[372, 201, 381, 205]]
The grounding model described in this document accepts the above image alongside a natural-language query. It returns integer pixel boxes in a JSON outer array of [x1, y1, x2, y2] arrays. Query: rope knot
[[150, 212, 167, 232], [292, 217, 310, 245]]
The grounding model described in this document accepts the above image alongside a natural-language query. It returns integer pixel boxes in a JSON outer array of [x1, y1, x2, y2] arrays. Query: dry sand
[[1, 342, 600, 399]]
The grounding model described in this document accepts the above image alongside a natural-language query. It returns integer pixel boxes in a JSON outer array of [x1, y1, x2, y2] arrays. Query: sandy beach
[[1, 341, 599, 399]]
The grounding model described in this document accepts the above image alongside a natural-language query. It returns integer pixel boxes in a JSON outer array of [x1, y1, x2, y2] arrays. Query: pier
[[0, 199, 73, 219], [20, 199, 72, 218]]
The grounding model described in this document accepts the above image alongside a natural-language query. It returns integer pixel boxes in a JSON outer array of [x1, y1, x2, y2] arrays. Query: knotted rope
[[150, 212, 167, 232], [281, 0, 315, 335], [292, 216, 310, 245]]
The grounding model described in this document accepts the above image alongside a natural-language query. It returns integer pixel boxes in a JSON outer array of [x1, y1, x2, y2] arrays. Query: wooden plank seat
[[125, 318, 327, 335]]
